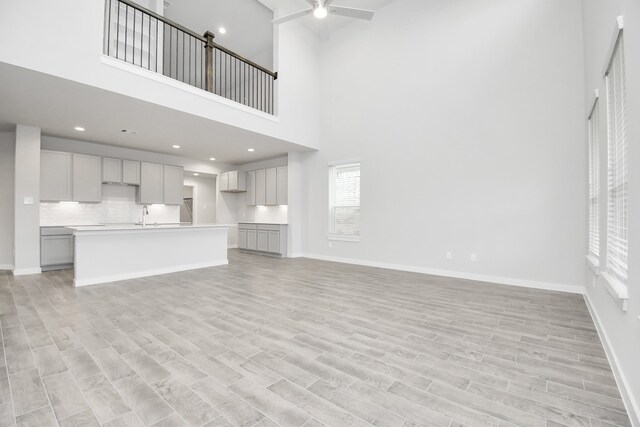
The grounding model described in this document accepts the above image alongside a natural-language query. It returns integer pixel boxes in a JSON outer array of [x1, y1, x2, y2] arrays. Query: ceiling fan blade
[[329, 5, 375, 20], [272, 8, 313, 24], [305, 0, 335, 5]]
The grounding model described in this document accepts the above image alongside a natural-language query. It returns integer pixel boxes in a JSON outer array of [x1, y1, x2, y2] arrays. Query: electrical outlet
[[470, 254, 477, 262], [328, 242, 333, 248], [446, 251, 452, 260]]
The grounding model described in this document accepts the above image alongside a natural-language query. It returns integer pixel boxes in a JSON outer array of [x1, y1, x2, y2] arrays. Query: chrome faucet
[[142, 205, 149, 227]]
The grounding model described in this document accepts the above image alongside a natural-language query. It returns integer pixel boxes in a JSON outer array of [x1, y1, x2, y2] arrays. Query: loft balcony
[[104, 0, 278, 115]]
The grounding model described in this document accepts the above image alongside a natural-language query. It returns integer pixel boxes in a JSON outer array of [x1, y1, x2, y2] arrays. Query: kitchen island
[[69, 224, 230, 287]]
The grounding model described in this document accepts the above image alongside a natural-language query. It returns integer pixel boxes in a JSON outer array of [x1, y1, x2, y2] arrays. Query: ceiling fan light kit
[[272, 0, 375, 25]]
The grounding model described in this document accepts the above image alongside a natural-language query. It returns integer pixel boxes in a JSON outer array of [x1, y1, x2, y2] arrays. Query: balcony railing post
[[204, 31, 215, 93]]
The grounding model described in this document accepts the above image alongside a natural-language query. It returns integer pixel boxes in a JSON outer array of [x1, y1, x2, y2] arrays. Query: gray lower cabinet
[[257, 230, 269, 252], [40, 227, 74, 271], [238, 223, 287, 256]]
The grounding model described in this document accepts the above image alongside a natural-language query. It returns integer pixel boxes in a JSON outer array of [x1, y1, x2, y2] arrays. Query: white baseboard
[[12, 267, 42, 276], [0, 264, 14, 271], [584, 293, 640, 427], [74, 259, 229, 287], [301, 253, 583, 294]]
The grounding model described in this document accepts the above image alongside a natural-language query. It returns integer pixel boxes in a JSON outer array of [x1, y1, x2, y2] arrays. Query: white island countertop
[[68, 224, 234, 234], [71, 224, 230, 286], [237, 222, 288, 225]]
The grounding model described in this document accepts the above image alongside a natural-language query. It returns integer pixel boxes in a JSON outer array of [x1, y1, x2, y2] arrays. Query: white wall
[[183, 176, 217, 223], [40, 185, 179, 226], [0, 132, 15, 269], [14, 125, 41, 275], [300, 0, 587, 292], [582, 0, 640, 423], [0, 0, 320, 150]]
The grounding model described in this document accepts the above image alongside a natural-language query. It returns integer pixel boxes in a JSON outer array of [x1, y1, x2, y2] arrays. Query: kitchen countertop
[[237, 222, 288, 225], [69, 224, 233, 233]]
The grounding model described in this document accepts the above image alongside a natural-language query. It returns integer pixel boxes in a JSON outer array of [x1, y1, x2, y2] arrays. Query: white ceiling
[[0, 62, 310, 165], [259, 0, 396, 37]]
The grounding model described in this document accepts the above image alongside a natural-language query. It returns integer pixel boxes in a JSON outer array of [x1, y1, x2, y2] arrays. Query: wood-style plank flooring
[[0, 250, 631, 426]]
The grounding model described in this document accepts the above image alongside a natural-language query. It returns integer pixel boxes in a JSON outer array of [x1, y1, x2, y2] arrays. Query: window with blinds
[[588, 99, 600, 259], [605, 33, 628, 282], [328, 162, 360, 240]]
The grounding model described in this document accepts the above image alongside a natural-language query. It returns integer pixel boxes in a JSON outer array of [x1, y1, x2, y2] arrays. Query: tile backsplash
[[40, 184, 180, 226]]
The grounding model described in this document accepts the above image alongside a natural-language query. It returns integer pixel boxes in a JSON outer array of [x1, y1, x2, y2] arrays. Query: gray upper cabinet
[[255, 169, 266, 206], [102, 157, 122, 183], [277, 167, 288, 205], [246, 171, 256, 206], [219, 172, 229, 192], [73, 154, 101, 202], [41, 150, 72, 202], [163, 165, 184, 205], [139, 162, 164, 204], [266, 168, 277, 206], [122, 160, 141, 185], [219, 171, 246, 192], [242, 167, 287, 207]]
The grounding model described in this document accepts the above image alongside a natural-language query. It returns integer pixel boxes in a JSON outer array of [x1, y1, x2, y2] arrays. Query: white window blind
[[329, 162, 360, 240], [588, 100, 600, 259], [605, 34, 628, 281]]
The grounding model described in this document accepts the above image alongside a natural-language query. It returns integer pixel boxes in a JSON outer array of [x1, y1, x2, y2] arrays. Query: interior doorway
[[180, 185, 194, 224]]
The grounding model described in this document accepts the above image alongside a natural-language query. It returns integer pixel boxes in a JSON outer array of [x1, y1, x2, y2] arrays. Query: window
[[605, 33, 628, 282], [587, 99, 600, 260], [329, 162, 360, 241]]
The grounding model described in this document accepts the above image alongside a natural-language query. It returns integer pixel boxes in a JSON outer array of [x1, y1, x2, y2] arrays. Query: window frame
[[604, 28, 628, 284], [587, 95, 601, 264], [328, 159, 361, 242]]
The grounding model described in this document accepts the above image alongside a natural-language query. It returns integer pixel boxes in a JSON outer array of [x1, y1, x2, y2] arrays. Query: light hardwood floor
[[0, 250, 631, 427]]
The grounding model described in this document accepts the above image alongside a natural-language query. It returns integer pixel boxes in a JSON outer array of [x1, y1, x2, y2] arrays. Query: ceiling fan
[[272, 0, 375, 24]]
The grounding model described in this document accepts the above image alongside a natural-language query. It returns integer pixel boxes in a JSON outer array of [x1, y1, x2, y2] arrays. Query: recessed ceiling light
[[74, 126, 85, 132], [209, 157, 216, 161], [248, 148, 255, 152], [172, 145, 180, 149], [193, 173, 199, 176], [121, 129, 137, 134], [219, 27, 227, 34]]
